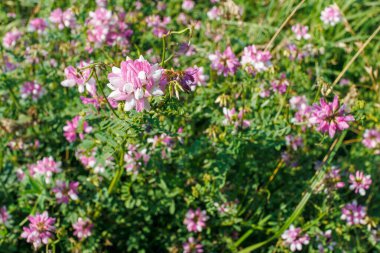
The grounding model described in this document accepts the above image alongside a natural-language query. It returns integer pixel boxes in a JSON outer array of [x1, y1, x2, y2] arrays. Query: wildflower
[[291, 24, 311, 40], [184, 208, 208, 233], [20, 81, 45, 101], [52, 180, 79, 204], [207, 6, 221, 20], [289, 96, 308, 110], [309, 96, 354, 138], [185, 66, 208, 91], [362, 129, 380, 149], [316, 230, 336, 253], [271, 73, 289, 94], [61, 61, 95, 93], [49, 8, 76, 30], [28, 18, 47, 33], [0, 206, 10, 224], [2, 29, 22, 48], [281, 225, 310, 252], [28, 157, 61, 184], [182, 0, 195, 11], [223, 108, 251, 129], [16, 168, 25, 181], [241, 45, 272, 74], [183, 237, 203, 253], [322, 167, 345, 192], [63, 116, 92, 143], [107, 56, 164, 112], [209, 46, 240, 77], [73, 218, 93, 240], [341, 201, 367, 225], [349, 171, 372, 196], [21, 212, 56, 249], [145, 15, 171, 38], [124, 144, 150, 174], [320, 5, 342, 26], [285, 135, 303, 151]]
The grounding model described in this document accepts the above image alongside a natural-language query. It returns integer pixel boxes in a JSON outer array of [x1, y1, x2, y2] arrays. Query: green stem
[[237, 131, 347, 252], [107, 146, 125, 195]]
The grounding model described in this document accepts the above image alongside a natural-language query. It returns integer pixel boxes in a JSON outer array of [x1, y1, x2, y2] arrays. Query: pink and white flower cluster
[[183, 237, 203, 253], [362, 129, 380, 153], [124, 144, 150, 174], [0, 206, 10, 224], [185, 66, 209, 91], [20, 81, 45, 101], [281, 225, 310, 252], [49, 8, 76, 30], [241, 45, 272, 74], [320, 5, 342, 26], [348, 171, 372, 196], [271, 73, 290, 94], [28, 18, 47, 33], [285, 135, 304, 151], [107, 56, 165, 112], [52, 180, 79, 204], [86, 8, 133, 49], [145, 15, 171, 38], [61, 61, 95, 93], [73, 218, 93, 240], [309, 96, 354, 138], [323, 167, 345, 192], [183, 208, 208, 233], [2, 29, 22, 48], [291, 24, 311, 40], [63, 116, 92, 143], [209, 46, 240, 77], [28, 156, 61, 183], [21, 212, 56, 249], [341, 201, 367, 226]]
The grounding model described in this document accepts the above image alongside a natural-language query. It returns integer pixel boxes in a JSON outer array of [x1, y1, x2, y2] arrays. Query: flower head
[[21, 212, 56, 249], [291, 24, 311, 40], [321, 5, 342, 26], [61, 61, 95, 93], [63, 116, 92, 143], [209, 46, 240, 77], [184, 208, 208, 233], [49, 8, 76, 30], [28, 157, 61, 184], [281, 225, 310, 252], [182, 0, 195, 11], [20, 81, 45, 101], [241, 45, 272, 74], [107, 56, 164, 112], [2, 29, 22, 48], [223, 108, 251, 129], [183, 237, 203, 253], [52, 180, 79, 204], [349, 171, 372, 196], [29, 18, 47, 33], [73, 218, 93, 240], [124, 144, 150, 174], [341, 201, 367, 225], [309, 96, 354, 138], [0, 206, 10, 224], [185, 66, 208, 91], [362, 129, 380, 149]]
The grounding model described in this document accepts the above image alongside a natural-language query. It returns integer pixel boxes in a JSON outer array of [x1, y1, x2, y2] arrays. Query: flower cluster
[[20, 81, 45, 101], [0, 206, 10, 224], [28, 156, 61, 183], [28, 18, 47, 33], [124, 144, 150, 174], [309, 96, 354, 138], [209, 46, 240, 77], [183, 237, 203, 253], [145, 15, 171, 38], [281, 225, 310, 252], [21, 212, 56, 249], [184, 208, 208, 233], [362, 129, 380, 152], [49, 8, 76, 30], [2, 29, 22, 48], [61, 61, 95, 93], [52, 180, 79, 204], [341, 201, 367, 226], [240, 45, 272, 74], [73, 218, 93, 240], [320, 5, 342, 26], [222, 107, 251, 129], [291, 24, 311, 40], [348, 171, 372, 196], [63, 116, 93, 143], [107, 56, 164, 112]]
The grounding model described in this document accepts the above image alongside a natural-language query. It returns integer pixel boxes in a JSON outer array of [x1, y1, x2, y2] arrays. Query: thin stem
[[264, 0, 306, 52], [331, 25, 380, 88], [93, 68, 120, 119], [107, 145, 125, 195]]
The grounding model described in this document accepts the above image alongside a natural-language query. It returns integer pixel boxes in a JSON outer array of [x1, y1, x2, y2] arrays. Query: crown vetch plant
[[0, 1, 379, 252]]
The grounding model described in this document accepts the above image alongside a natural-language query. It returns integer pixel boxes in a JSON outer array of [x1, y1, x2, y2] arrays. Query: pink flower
[[185, 66, 208, 91], [291, 24, 311, 40], [61, 61, 95, 93], [207, 6, 221, 20], [107, 56, 164, 112], [209, 46, 240, 77], [182, 0, 195, 11], [145, 15, 171, 38], [289, 96, 308, 110], [20, 81, 45, 101], [63, 116, 92, 143], [349, 171, 372, 196], [2, 29, 22, 48], [223, 108, 251, 129], [341, 201, 367, 226], [323, 167, 345, 192], [29, 18, 47, 33], [28, 157, 61, 184], [362, 129, 380, 149], [52, 180, 79, 204], [271, 73, 289, 94], [73, 218, 93, 240], [281, 225, 310, 252], [49, 8, 76, 30], [124, 144, 150, 174], [16, 168, 26, 181], [21, 212, 56, 249], [0, 206, 10, 224], [309, 96, 354, 138], [241, 45, 272, 74], [320, 5, 342, 26], [184, 208, 208, 233], [183, 237, 203, 253], [285, 135, 303, 151]]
